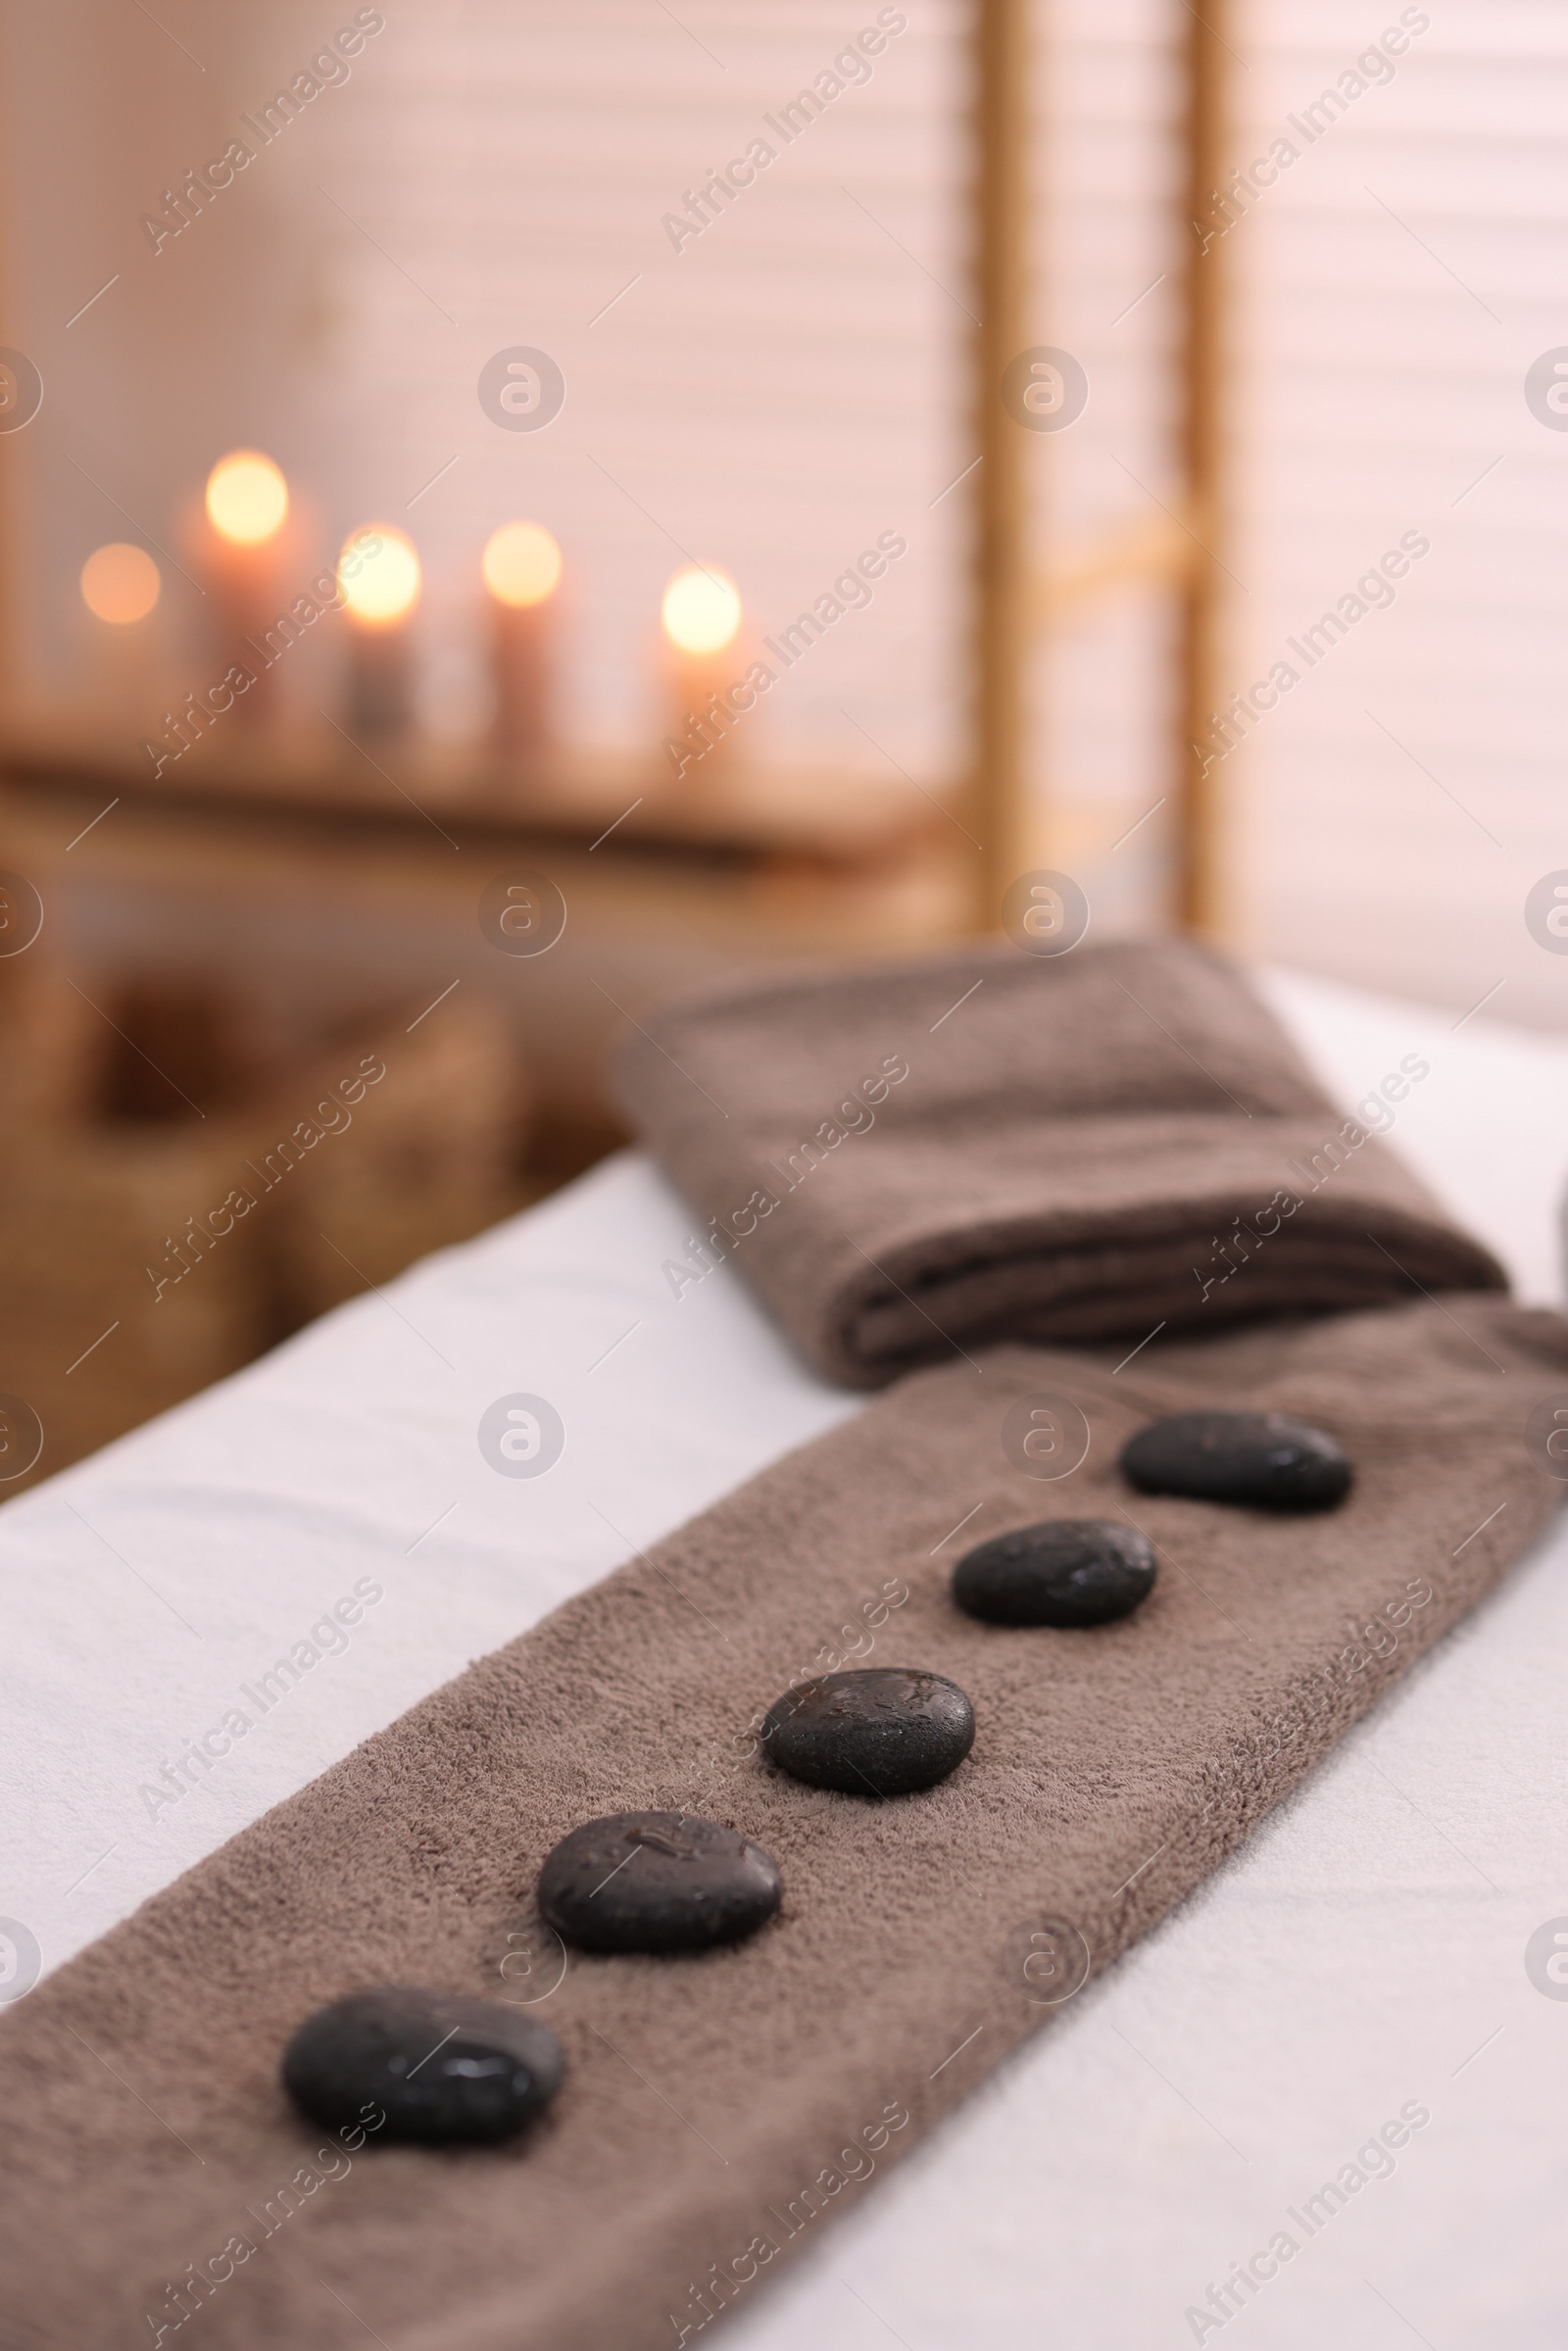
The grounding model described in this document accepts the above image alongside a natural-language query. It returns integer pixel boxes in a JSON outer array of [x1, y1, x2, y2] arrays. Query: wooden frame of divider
[[970, 0, 1231, 938]]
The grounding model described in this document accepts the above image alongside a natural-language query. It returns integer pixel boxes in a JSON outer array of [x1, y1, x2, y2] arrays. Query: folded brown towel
[[614, 941, 1506, 1387], [1, 1298, 1562, 2351]]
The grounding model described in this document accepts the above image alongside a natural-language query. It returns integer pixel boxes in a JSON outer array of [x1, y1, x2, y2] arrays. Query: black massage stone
[[761, 1668, 975, 1796], [537, 1811, 782, 1954], [282, 1987, 563, 2146], [1120, 1410, 1352, 1513], [953, 1518, 1156, 1627]]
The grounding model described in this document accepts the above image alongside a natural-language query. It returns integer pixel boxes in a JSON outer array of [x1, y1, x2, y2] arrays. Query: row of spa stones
[[283, 1409, 1352, 2148]]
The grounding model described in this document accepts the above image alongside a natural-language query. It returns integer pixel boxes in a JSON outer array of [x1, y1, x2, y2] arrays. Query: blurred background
[[0, 0, 1563, 1489]]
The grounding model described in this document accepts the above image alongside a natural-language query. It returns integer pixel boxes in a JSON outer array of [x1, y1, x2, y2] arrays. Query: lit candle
[[482, 520, 562, 768], [202, 450, 290, 731], [337, 523, 421, 738], [660, 563, 743, 788], [81, 541, 161, 627], [80, 542, 165, 742]]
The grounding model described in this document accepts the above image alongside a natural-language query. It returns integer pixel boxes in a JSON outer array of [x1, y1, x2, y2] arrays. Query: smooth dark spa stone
[[1120, 1410, 1353, 1513], [952, 1518, 1156, 1628], [761, 1668, 975, 1797], [282, 1987, 563, 2146], [537, 1811, 783, 1954]]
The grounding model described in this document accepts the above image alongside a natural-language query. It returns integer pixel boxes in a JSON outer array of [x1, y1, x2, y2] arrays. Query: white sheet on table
[[2, 967, 1565, 2351]]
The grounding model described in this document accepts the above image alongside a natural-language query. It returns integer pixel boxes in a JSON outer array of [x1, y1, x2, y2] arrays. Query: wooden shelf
[[0, 730, 947, 873]]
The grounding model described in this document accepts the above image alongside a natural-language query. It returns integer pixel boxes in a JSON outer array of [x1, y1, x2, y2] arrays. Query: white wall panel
[[1228, 0, 1568, 1027]]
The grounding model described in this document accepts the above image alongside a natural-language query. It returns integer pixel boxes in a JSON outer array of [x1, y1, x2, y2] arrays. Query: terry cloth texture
[[613, 940, 1508, 1387], [1, 1298, 1563, 2351]]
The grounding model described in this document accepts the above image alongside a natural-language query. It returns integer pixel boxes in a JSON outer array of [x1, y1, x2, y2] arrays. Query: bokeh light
[[481, 521, 563, 609], [79, 542, 161, 625], [338, 525, 421, 625], [661, 564, 741, 655], [205, 450, 288, 546]]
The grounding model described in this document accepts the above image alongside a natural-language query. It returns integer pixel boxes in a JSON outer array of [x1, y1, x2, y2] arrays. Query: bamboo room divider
[[970, 0, 1231, 938]]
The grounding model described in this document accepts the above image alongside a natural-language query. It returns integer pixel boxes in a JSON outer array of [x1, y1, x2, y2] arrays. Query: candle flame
[[662, 564, 741, 656], [339, 525, 420, 626], [80, 542, 161, 624], [206, 451, 288, 546], [482, 521, 563, 609]]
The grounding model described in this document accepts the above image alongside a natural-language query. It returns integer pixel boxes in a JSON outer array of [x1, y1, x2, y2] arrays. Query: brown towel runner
[[2, 1298, 1562, 2350], [613, 941, 1506, 1386]]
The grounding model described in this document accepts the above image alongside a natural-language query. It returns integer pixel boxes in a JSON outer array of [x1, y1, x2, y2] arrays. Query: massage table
[[3, 965, 1565, 2350]]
